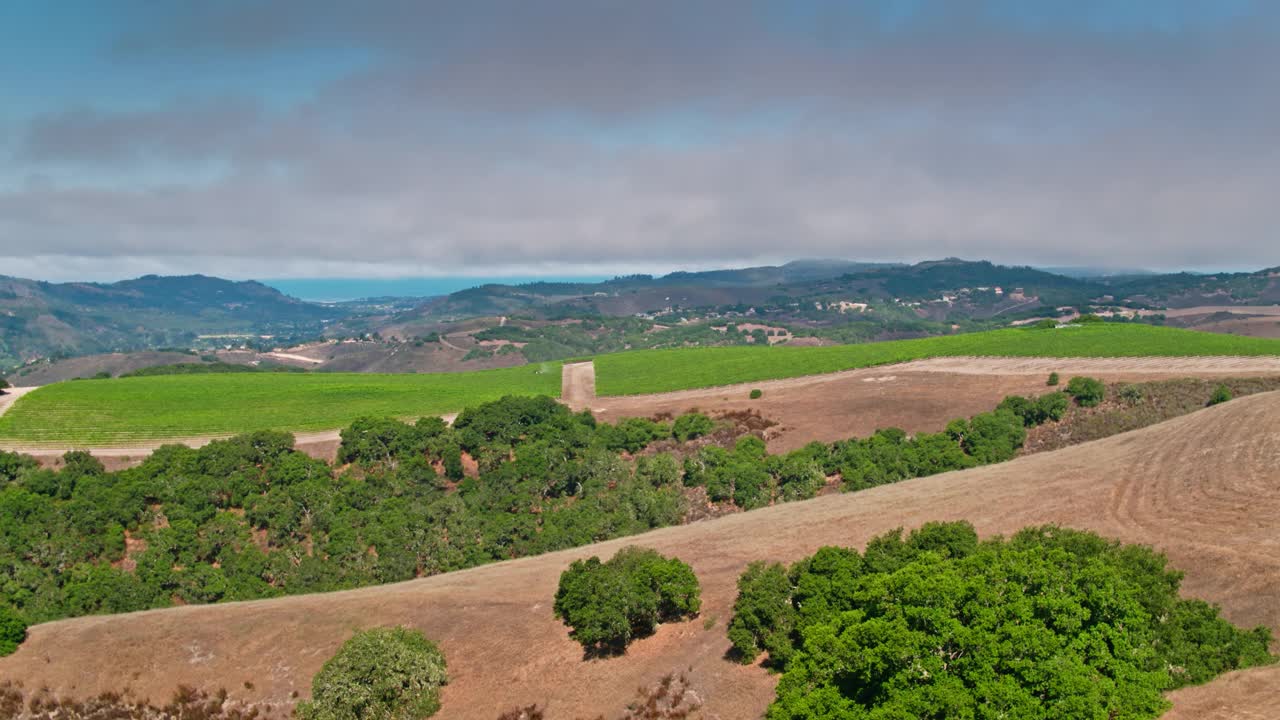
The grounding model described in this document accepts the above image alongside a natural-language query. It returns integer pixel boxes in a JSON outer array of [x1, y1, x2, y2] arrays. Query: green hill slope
[[0, 363, 560, 444], [594, 325, 1280, 395]]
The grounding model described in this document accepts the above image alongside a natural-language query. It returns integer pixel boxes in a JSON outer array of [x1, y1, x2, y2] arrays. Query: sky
[[1, 0, 1277, 282]]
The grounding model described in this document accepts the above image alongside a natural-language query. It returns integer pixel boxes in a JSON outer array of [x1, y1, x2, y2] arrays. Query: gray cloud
[[2, 1, 1278, 279]]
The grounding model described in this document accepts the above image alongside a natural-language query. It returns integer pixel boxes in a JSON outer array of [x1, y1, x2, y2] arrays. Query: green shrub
[[554, 547, 700, 656], [1036, 390, 1070, 422], [671, 412, 714, 442], [0, 605, 27, 656], [749, 389, 763, 399], [955, 409, 1025, 463], [297, 627, 448, 720], [1066, 375, 1106, 407], [1209, 384, 1233, 405], [732, 522, 1276, 720], [1047, 371, 1060, 386], [995, 391, 1070, 428], [1119, 383, 1145, 405], [726, 562, 795, 665]]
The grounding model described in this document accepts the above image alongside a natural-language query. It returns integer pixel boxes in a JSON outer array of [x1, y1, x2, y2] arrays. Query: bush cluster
[[297, 627, 448, 720], [1210, 383, 1233, 405], [0, 399, 690, 636], [0, 386, 1075, 654], [728, 522, 1276, 720], [1066, 375, 1106, 407], [554, 547, 700, 656]]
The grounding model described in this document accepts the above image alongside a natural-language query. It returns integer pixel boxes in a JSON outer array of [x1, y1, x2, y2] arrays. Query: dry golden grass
[[3, 392, 1280, 718]]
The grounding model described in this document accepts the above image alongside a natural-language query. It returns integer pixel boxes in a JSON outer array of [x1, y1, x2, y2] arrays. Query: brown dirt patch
[[561, 361, 596, 410], [4, 393, 1279, 718], [590, 358, 1280, 452]]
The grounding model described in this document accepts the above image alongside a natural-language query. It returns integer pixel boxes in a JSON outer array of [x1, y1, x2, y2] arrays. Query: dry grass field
[[587, 356, 1280, 452], [3, 390, 1278, 719]]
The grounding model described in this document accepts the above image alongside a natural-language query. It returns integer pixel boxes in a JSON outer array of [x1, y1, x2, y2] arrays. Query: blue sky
[[1, 1, 1277, 281]]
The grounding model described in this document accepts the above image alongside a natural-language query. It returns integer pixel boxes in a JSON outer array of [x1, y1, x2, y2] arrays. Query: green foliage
[[749, 388, 763, 399], [671, 412, 714, 442], [121, 361, 305, 377], [0, 378, 9, 390], [998, 391, 1069, 426], [949, 409, 1026, 464], [726, 562, 795, 665], [726, 522, 1276, 720], [296, 627, 447, 720], [0, 386, 1107, 628], [0, 450, 37, 485], [594, 325, 1280, 396], [0, 605, 27, 655], [1118, 383, 1145, 404], [1209, 384, 1233, 405], [1047, 371, 1060, 385], [553, 547, 700, 656], [0, 365, 561, 444], [1066, 375, 1107, 407], [0, 397, 692, 626]]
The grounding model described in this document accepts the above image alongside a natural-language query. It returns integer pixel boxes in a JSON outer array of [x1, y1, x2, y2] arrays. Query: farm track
[[4, 391, 1279, 718], [560, 361, 596, 409], [0, 387, 36, 419]]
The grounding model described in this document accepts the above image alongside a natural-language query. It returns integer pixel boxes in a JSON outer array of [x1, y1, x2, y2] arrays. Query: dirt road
[[0, 386, 36, 418], [561, 361, 596, 410], [5, 392, 1278, 718]]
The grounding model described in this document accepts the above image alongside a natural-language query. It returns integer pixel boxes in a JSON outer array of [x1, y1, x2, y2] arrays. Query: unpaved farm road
[[560, 360, 596, 409], [4, 392, 1279, 718], [0, 386, 36, 418]]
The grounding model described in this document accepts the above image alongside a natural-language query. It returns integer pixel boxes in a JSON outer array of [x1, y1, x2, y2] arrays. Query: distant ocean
[[264, 276, 611, 302]]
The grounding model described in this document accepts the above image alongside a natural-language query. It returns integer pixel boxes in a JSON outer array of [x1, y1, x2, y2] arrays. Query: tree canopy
[[554, 546, 700, 656], [726, 522, 1275, 720], [297, 627, 447, 720]]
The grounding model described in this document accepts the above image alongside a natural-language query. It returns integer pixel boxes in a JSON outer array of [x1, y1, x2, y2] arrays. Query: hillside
[[7, 325, 1280, 445], [593, 324, 1280, 395], [3, 391, 1277, 718], [0, 275, 341, 369], [6, 261, 1280, 375]]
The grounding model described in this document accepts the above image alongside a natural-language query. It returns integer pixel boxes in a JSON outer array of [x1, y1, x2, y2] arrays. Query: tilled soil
[[4, 392, 1279, 719]]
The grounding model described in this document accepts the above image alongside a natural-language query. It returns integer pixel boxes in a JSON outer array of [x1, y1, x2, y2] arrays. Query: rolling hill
[[5, 261, 1280, 375], [3, 390, 1277, 718], [0, 275, 341, 368]]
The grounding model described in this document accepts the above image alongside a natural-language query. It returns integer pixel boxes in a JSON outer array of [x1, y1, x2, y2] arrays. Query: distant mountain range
[[3, 260, 1279, 371]]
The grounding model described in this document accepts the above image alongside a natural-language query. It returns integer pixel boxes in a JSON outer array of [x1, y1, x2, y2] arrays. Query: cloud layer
[[2, 1, 1277, 280]]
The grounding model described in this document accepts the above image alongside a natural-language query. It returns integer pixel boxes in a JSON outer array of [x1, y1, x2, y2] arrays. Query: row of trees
[[0, 381, 1100, 654]]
